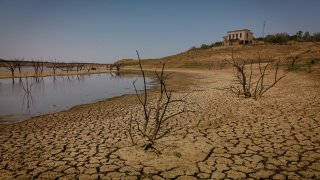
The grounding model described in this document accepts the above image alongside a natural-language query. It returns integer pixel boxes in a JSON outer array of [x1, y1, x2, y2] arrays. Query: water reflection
[[0, 67, 55, 73], [109, 72, 122, 80], [0, 72, 152, 124], [20, 77, 34, 113]]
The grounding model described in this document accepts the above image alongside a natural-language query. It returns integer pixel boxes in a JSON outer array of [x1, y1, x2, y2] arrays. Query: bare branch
[[228, 52, 287, 99], [129, 51, 197, 152]]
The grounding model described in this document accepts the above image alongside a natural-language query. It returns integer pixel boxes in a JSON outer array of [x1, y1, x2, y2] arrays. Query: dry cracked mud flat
[[0, 69, 320, 179]]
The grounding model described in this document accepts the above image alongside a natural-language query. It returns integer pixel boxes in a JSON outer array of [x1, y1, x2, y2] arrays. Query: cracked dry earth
[[0, 69, 320, 179]]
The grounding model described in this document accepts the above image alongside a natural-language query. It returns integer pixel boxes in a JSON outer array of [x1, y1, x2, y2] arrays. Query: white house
[[223, 29, 254, 46]]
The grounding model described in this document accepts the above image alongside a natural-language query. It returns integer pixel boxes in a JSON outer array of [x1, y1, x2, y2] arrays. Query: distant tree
[[213, 41, 223, 46], [254, 37, 264, 41], [209, 42, 223, 47], [86, 65, 92, 73], [313, 32, 320, 41], [264, 33, 290, 44], [14, 58, 24, 74], [189, 46, 197, 51], [110, 62, 122, 71], [264, 35, 273, 43], [66, 64, 73, 73], [75, 63, 85, 72], [1, 60, 17, 77], [31, 60, 41, 76], [289, 34, 297, 41], [39, 61, 44, 75], [303, 32, 311, 41], [51, 59, 58, 75], [296, 30, 303, 41], [200, 44, 210, 49]]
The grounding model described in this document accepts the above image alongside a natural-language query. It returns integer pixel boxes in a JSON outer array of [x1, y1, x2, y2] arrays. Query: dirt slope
[[121, 42, 320, 69]]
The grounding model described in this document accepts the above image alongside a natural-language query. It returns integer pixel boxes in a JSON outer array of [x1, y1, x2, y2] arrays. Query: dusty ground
[[0, 68, 320, 179]]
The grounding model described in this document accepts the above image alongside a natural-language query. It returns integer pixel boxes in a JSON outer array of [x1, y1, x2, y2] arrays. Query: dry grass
[[121, 42, 320, 70]]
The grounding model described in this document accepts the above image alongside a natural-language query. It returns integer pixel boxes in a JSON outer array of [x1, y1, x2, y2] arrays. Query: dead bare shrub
[[110, 62, 122, 72], [21, 77, 35, 112], [228, 52, 287, 99], [14, 59, 24, 74], [1, 60, 18, 78], [289, 53, 299, 67], [31, 60, 43, 76], [76, 63, 85, 72], [66, 64, 74, 73], [50, 59, 58, 75], [128, 51, 195, 153]]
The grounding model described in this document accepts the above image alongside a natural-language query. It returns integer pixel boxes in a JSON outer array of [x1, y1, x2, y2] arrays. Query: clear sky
[[0, 0, 319, 63]]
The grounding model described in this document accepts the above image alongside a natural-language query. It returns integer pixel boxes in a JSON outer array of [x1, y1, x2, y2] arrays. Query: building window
[[246, 33, 248, 38], [232, 34, 235, 39], [236, 34, 238, 39], [229, 34, 231, 39], [240, 33, 242, 38]]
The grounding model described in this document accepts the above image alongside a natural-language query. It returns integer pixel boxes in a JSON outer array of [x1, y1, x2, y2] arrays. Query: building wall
[[223, 29, 254, 47], [227, 30, 253, 41], [222, 29, 254, 47]]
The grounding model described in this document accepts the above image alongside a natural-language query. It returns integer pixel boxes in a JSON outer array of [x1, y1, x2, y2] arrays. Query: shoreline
[[0, 69, 161, 125], [0, 66, 220, 79], [0, 69, 205, 126], [0, 68, 199, 125]]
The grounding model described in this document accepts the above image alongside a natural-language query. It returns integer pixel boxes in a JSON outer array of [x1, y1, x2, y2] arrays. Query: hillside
[[121, 42, 320, 69]]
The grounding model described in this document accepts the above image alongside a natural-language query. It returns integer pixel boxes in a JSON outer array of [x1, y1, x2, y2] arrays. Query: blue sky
[[0, 0, 319, 63]]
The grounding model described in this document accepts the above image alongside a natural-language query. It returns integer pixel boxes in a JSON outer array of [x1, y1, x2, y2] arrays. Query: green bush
[[189, 41, 223, 51], [189, 46, 197, 51], [212, 41, 223, 47], [200, 44, 210, 49], [264, 33, 290, 44]]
